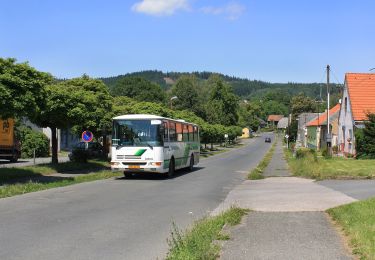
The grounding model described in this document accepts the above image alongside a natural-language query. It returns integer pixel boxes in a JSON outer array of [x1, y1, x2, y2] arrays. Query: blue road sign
[[82, 131, 93, 142]]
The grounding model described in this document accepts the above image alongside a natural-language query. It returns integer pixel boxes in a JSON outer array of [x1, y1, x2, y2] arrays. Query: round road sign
[[82, 130, 93, 142]]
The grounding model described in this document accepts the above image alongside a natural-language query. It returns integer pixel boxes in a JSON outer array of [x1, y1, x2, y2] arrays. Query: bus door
[[163, 121, 173, 164]]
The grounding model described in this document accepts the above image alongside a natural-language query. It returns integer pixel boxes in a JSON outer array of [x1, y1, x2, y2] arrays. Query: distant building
[[277, 117, 289, 130], [241, 128, 250, 138], [338, 73, 375, 155], [306, 104, 341, 151], [295, 113, 318, 148], [257, 118, 267, 128], [267, 115, 284, 127]]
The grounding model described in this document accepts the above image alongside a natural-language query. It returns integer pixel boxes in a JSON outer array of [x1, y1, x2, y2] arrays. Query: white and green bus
[[110, 114, 200, 178]]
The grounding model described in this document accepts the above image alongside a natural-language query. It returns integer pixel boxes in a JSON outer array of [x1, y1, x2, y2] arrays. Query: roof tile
[[306, 104, 340, 126], [346, 73, 375, 121], [267, 115, 284, 121]]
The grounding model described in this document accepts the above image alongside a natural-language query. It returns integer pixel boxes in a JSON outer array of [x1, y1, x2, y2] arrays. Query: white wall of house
[[42, 128, 61, 152], [338, 83, 355, 155]]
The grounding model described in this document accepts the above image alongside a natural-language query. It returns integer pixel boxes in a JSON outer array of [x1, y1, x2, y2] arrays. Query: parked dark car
[[265, 137, 271, 143], [68, 142, 106, 161]]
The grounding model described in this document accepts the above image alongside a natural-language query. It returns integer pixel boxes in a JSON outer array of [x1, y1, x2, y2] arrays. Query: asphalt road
[[317, 179, 375, 200], [0, 136, 271, 260]]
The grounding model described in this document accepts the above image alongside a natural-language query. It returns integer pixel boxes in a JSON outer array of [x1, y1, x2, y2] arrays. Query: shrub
[[17, 126, 49, 158], [322, 147, 332, 159], [69, 149, 89, 163], [295, 148, 317, 162]]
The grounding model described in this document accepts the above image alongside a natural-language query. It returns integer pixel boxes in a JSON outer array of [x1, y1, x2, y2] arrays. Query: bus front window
[[112, 120, 163, 147]]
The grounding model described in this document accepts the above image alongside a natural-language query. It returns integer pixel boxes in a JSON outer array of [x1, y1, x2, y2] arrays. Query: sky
[[1, 0, 375, 83]]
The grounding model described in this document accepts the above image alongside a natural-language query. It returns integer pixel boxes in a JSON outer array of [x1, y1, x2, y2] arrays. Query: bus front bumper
[[110, 161, 165, 172]]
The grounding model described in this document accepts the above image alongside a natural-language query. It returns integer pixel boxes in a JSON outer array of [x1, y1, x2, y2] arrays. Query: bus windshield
[[112, 119, 163, 147]]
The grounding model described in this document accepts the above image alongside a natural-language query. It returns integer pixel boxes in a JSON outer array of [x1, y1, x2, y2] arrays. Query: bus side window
[[194, 126, 199, 142], [176, 123, 183, 142], [183, 124, 189, 142], [188, 125, 194, 141], [163, 122, 169, 142], [169, 122, 177, 142]]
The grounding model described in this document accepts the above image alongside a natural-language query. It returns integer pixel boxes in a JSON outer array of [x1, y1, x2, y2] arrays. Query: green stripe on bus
[[134, 149, 147, 156]]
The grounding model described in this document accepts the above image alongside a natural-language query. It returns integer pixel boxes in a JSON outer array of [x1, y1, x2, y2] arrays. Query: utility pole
[[326, 65, 332, 155]]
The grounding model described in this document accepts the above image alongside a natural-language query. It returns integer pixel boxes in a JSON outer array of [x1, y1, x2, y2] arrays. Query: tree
[[111, 77, 165, 103], [261, 100, 288, 118], [287, 93, 316, 142], [238, 102, 261, 131], [356, 113, 375, 158], [35, 75, 113, 164], [290, 93, 316, 116], [204, 75, 239, 126], [0, 58, 52, 119], [170, 75, 202, 115]]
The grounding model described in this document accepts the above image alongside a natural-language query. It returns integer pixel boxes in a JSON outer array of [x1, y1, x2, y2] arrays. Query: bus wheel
[[167, 158, 175, 178], [189, 155, 194, 171]]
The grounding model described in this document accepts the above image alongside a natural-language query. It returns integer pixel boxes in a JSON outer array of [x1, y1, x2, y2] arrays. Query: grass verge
[[284, 149, 375, 179], [200, 142, 244, 158], [0, 159, 108, 183], [248, 140, 276, 180], [0, 170, 122, 199], [327, 198, 375, 259], [166, 207, 249, 260]]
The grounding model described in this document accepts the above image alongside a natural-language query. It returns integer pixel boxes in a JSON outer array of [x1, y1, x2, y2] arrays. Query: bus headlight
[[150, 162, 162, 167]]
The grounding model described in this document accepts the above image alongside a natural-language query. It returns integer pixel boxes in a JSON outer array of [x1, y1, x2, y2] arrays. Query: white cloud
[[132, 0, 189, 16], [200, 2, 246, 20]]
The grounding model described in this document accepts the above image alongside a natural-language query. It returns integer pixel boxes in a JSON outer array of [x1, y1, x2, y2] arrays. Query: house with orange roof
[[338, 73, 375, 155], [306, 104, 341, 150], [267, 115, 284, 127]]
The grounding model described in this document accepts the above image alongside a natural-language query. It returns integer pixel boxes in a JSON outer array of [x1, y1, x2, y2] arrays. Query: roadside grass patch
[[200, 142, 243, 158], [166, 207, 248, 260], [284, 149, 375, 179], [248, 141, 276, 180], [0, 170, 122, 198], [0, 159, 108, 183], [200, 148, 228, 158], [327, 198, 375, 259]]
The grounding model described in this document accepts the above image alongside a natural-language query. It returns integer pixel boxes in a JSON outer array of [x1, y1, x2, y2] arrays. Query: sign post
[[82, 131, 94, 150], [285, 134, 289, 149]]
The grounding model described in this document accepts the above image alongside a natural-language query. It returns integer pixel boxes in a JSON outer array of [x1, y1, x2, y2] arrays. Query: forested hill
[[99, 70, 341, 100]]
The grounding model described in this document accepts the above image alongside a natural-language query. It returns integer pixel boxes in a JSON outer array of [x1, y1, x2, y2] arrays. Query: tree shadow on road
[[115, 167, 205, 181]]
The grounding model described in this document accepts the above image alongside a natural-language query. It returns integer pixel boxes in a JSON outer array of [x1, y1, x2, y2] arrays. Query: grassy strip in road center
[[248, 140, 276, 180], [166, 207, 249, 260], [327, 198, 375, 259], [0, 170, 123, 199]]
